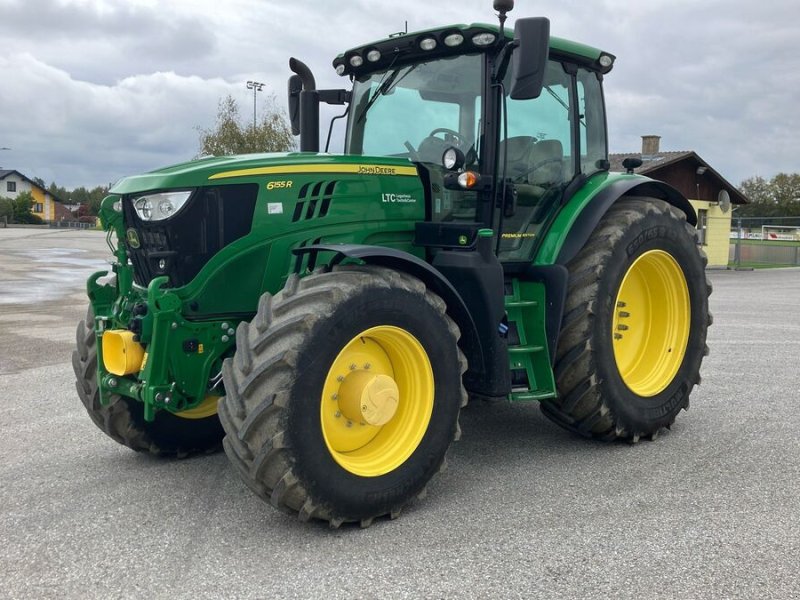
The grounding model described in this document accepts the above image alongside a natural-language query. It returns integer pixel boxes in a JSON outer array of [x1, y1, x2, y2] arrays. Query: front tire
[[72, 307, 224, 456], [218, 265, 467, 527], [541, 197, 711, 441]]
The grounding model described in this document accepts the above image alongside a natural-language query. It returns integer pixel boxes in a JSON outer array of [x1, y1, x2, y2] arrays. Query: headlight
[[133, 190, 192, 221], [442, 147, 465, 171], [472, 32, 496, 47]]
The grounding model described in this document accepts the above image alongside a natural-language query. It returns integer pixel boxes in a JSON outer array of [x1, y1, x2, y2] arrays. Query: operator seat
[[499, 139, 565, 254], [519, 139, 564, 202], [498, 136, 536, 181]]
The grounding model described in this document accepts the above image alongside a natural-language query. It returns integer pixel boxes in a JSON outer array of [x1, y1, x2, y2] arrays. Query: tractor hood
[[110, 153, 418, 195]]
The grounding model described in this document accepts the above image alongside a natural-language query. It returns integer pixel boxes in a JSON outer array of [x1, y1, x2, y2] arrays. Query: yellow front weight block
[[102, 329, 145, 376]]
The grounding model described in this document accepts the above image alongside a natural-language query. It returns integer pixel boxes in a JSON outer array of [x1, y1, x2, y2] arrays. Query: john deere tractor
[[74, 1, 710, 527]]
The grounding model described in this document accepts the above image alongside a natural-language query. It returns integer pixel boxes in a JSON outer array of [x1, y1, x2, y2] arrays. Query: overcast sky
[[1, 0, 798, 190]]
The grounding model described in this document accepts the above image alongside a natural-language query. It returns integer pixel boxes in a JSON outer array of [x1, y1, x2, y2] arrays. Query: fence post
[[734, 217, 743, 269]]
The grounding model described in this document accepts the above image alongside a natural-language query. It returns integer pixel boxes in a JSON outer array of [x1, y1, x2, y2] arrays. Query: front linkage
[[87, 197, 237, 423]]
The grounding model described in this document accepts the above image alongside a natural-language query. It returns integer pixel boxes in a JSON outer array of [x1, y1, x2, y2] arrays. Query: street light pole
[[246, 80, 265, 129]]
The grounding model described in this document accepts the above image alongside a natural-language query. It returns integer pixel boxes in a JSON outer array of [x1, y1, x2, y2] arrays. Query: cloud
[[0, 0, 799, 189], [0, 0, 218, 84], [0, 53, 237, 187]]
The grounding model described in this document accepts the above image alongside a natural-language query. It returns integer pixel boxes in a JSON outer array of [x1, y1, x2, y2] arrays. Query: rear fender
[[535, 173, 697, 266]]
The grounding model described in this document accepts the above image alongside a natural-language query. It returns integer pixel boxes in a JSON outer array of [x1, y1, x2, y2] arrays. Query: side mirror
[[287, 74, 302, 136], [509, 17, 550, 100]]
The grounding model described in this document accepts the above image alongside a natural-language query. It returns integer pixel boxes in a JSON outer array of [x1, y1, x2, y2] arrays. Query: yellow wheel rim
[[175, 395, 219, 420], [320, 326, 434, 477], [612, 250, 691, 397]]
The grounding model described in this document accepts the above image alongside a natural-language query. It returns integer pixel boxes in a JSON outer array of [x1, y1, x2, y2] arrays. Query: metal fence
[[729, 216, 800, 268], [48, 220, 95, 229]]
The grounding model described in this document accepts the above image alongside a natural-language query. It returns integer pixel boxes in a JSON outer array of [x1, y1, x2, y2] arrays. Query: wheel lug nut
[[364, 363, 371, 370], [614, 333, 623, 340], [335, 411, 341, 418], [349, 363, 357, 371], [332, 393, 338, 400], [617, 324, 629, 331], [346, 421, 353, 428], [337, 375, 344, 382], [618, 311, 630, 318]]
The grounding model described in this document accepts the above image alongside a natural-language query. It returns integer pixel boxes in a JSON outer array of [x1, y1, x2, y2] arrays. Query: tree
[[738, 173, 800, 218], [5, 191, 43, 224], [48, 182, 69, 203], [87, 186, 108, 216], [0, 196, 12, 223], [197, 94, 295, 156]]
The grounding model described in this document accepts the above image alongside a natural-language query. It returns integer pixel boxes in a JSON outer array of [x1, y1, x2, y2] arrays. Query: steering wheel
[[407, 128, 471, 164], [426, 128, 469, 147]]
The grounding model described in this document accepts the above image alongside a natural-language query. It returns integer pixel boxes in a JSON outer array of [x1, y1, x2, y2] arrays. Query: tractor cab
[[290, 16, 615, 263]]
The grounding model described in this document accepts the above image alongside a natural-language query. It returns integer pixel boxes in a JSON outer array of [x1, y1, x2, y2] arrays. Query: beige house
[[0, 169, 73, 222], [610, 136, 748, 268]]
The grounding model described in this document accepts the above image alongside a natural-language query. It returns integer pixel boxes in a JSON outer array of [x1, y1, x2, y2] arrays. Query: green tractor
[[74, 1, 710, 527]]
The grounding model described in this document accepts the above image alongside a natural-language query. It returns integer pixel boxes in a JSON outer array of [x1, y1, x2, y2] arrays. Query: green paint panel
[[92, 156, 428, 420], [533, 171, 644, 265]]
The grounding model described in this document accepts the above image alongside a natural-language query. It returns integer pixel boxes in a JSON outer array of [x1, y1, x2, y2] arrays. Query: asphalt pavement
[[1, 228, 799, 599]]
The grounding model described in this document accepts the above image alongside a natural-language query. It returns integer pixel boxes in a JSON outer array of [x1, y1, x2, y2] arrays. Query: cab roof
[[334, 22, 614, 78]]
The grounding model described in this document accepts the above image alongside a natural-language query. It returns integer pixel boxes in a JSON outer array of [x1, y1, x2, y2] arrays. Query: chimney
[[641, 135, 661, 158]]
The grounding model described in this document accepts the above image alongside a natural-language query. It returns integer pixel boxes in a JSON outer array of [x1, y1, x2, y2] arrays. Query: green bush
[[0, 197, 12, 222]]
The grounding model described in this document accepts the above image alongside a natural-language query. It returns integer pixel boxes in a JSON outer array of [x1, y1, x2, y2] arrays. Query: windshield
[[345, 53, 483, 165]]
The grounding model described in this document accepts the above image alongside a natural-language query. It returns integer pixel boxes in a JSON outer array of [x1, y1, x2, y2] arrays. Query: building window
[[33, 203, 44, 213], [6, 181, 16, 192], [697, 209, 708, 245]]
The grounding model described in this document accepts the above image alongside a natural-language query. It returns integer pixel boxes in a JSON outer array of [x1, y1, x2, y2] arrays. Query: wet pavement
[[0, 228, 108, 374]]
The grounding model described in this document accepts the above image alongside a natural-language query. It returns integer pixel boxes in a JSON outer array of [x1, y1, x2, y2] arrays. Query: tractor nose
[[102, 329, 145, 376]]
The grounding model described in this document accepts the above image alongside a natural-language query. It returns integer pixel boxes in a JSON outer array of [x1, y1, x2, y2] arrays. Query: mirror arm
[[492, 40, 519, 82]]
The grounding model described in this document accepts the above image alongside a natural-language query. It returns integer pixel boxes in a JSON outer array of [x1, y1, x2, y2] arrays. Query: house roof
[[52, 200, 77, 222], [0, 169, 66, 203], [608, 150, 748, 205]]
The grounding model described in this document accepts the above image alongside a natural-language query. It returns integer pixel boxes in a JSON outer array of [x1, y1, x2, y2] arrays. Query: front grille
[[124, 183, 258, 287]]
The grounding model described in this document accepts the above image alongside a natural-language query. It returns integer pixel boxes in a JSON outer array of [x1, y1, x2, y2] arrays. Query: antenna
[[389, 20, 409, 38], [493, 0, 514, 29]]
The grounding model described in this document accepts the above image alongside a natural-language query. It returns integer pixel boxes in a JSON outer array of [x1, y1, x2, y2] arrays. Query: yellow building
[[610, 136, 747, 268], [0, 169, 73, 222]]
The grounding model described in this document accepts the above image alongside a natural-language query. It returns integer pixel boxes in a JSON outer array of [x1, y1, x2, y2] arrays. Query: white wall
[[2, 174, 32, 199]]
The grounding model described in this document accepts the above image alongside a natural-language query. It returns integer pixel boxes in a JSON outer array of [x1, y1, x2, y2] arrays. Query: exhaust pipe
[[289, 58, 319, 153]]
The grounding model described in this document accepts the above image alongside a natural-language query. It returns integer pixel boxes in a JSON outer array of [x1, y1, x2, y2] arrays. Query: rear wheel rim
[[612, 250, 691, 397], [320, 326, 434, 477]]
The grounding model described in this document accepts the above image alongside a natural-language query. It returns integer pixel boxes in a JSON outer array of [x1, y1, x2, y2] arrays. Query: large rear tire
[[72, 307, 224, 456], [218, 265, 467, 527], [541, 197, 711, 441]]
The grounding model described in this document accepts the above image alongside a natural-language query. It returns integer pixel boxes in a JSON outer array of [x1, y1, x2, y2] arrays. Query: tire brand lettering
[[643, 381, 688, 419], [627, 226, 674, 256]]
